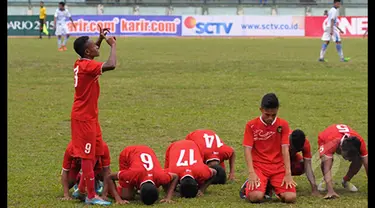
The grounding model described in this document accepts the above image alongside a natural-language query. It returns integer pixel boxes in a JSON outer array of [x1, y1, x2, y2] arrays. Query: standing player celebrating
[[69, 26, 116, 205], [165, 140, 217, 198], [54, 2, 76, 51], [317, 124, 368, 199], [319, 0, 350, 62], [185, 129, 236, 184], [102, 145, 178, 205], [242, 93, 296, 203]]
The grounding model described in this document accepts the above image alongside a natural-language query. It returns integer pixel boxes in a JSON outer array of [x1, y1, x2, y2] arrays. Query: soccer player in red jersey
[[164, 140, 217, 198], [288, 129, 319, 196], [70, 25, 116, 205], [317, 124, 368, 199], [61, 141, 111, 200], [102, 145, 178, 205], [185, 129, 235, 184], [242, 93, 296, 203]]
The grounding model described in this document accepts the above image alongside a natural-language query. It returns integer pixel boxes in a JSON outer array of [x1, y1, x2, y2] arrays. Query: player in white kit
[[53, 2, 76, 51], [319, 0, 350, 62]]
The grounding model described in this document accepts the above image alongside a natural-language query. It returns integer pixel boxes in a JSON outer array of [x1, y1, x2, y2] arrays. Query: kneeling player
[[185, 129, 235, 184], [165, 140, 217, 198], [242, 93, 296, 203], [102, 145, 178, 205], [317, 124, 368, 199], [289, 129, 319, 196], [61, 141, 111, 200], [244, 129, 319, 198]]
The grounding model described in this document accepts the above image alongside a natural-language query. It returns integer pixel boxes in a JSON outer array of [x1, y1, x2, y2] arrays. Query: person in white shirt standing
[[53, 1, 76, 51], [319, 0, 350, 62]]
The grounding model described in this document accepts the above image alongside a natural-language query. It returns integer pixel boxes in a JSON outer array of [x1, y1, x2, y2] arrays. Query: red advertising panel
[[305, 16, 367, 37]]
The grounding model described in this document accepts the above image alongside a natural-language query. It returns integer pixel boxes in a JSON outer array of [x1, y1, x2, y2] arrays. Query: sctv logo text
[[184, 16, 233, 34]]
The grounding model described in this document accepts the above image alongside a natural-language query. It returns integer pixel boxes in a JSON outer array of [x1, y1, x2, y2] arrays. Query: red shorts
[[71, 119, 104, 159], [291, 154, 305, 176], [246, 162, 296, 196]]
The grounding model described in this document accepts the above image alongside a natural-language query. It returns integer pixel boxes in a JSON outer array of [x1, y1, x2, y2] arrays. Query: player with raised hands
[[69, 25, 116, 205]]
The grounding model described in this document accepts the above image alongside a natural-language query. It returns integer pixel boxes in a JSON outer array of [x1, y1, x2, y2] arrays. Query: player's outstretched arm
[[61, 170, 72, 200], [161, 173, 179, 203], [198, 168, 217, 196], [103, 172, 127, 204], [96, 25, 110, 49], [228, 149, 236, 180], [102, 37, 117, 72], [101, 167, 111, 195], [321, 156, 339, 199], [304, 159, 320, 196], [281, 145, 297, 189], [361, 156, 368, 177], [244, 147, 260, 190]]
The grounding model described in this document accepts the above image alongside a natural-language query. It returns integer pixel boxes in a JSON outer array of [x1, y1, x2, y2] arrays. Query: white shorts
[[321, 29, 341, 42], [55, 24, 69, 36]]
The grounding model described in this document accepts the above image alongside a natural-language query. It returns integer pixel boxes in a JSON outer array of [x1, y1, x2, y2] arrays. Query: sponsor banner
[[182, 15, 304, 36], [305, 16, 367, 37], [8, 15, 54, 36], [67, 15, 182, 36]]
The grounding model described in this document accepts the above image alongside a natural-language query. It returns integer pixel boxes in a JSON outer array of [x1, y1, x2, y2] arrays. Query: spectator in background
[[39, 1, 50, 39], [323, 10, 328, 16], [27, 5, 33, 15], [260, 0, 267, 5], [271, 8, 277, 16], [97, 4, 104, 15], [305, 6, 312, 16]]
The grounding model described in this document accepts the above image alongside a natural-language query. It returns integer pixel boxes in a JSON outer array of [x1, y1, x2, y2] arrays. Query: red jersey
[[318, 124, 368, 158], [62, 141, 111, 171], [243, 117, 290, 164], [289, 129, 312, 160], [71, 58, 103, 121], [185, 129, 234, 164], [118, 145, 172, 189], [164, 140, 213, 185]]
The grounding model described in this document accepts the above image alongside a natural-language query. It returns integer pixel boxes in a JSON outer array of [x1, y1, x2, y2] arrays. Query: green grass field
[[8, 37, 368, 208]]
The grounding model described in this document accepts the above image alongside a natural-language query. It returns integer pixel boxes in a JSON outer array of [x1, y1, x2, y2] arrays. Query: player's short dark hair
[[180, 176, 198, 198], [341, 136, 361, 158], [211, 164, 226, 184], [334, 0, 341, 3], [290, 129, 306, 151], [140, 182, 159, 205], [261, 93, 279, 109], [59, 1, 65, 6], [74, 36, 89, 58]]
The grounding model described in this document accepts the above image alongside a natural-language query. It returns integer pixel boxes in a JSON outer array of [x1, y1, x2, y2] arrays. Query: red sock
[[343, 175, 350, 182], [81, 158, 96, 199]]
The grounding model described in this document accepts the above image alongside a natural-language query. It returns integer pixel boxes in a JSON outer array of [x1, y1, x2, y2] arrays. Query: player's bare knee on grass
[[246, 191, 264, 203], [280, 192, 296, 203]]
